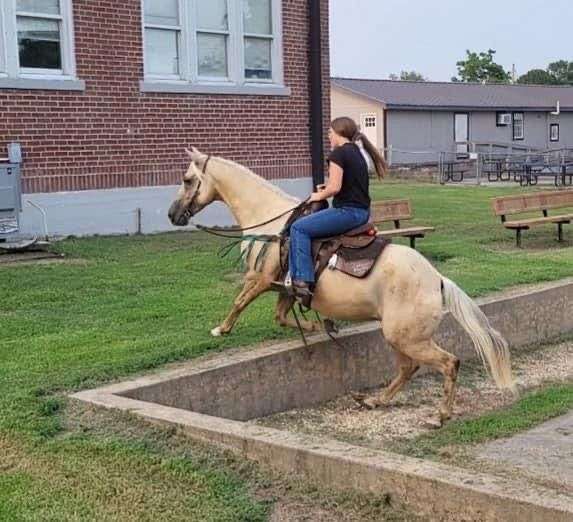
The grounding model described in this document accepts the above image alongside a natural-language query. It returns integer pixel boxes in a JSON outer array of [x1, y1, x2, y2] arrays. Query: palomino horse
[[168, 148, 515, 425]]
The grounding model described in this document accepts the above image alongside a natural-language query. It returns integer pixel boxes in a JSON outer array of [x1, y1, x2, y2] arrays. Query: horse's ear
[[185, 147, 206, 164]]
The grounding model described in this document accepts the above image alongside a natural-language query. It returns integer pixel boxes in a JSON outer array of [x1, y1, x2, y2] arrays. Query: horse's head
[[168, 147, 219, 226]]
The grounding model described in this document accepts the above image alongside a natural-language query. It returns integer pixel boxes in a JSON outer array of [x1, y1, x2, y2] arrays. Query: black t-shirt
[[328, 143, 370, 209]]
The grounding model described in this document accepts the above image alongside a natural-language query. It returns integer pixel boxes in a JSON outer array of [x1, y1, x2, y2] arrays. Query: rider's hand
[[309, 192, 324, 203]]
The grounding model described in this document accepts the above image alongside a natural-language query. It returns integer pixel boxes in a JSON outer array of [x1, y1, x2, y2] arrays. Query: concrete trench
[[73, 278, 573, 521]]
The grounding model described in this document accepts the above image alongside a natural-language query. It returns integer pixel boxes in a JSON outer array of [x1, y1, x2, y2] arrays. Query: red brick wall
[[0, 0, 330, 193]]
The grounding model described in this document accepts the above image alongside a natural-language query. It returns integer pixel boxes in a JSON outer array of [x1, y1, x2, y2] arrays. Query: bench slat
[[504, 214, 573, 229], [492, 190, 573, 216], [371, 199, 412, 223], [377, 226, 435, 237]]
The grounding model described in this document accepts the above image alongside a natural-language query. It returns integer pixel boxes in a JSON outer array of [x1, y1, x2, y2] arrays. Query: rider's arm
[[309, 163, 343, 202]]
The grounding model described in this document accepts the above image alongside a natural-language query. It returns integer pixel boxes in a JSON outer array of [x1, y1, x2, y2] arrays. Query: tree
[[389, 70, 426, 81], [518, 69, 558, 85], [547, 60, 573, 85], [453, 49, 510, 84], [517, 61, 573, 85]]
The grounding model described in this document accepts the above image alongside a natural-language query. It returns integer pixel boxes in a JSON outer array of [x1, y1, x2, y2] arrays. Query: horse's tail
[[442, 277, 515, 392]]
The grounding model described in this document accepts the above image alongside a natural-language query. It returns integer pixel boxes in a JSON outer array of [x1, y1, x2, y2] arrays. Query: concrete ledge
[[140, 80, 291, 96], [72, 279, 573, 520], [0, 77, 86, 91], [73, 389, 573, 521], [114, 278, 573, 421]]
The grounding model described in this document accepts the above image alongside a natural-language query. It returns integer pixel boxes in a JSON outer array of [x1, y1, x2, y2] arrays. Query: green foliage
[[453, 49, 510, 84], [517, 68, 559, 85], [547, 60, 573, 85], [392, 383, 573, 459], [518, 60, 573, 85], [389, 70, 426, 81]]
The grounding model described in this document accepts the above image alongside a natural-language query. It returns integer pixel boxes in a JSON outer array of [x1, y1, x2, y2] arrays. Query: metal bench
[[440, 161, 473, 184], [491, 190, 573, 247], [371, 199, 435, 249]]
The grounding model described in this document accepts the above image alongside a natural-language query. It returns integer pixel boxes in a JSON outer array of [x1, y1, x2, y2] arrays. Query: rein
[[195, 201, 307, 239]]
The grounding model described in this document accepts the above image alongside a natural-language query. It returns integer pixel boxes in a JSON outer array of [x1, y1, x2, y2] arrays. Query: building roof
[[332, 78, 573, 111]]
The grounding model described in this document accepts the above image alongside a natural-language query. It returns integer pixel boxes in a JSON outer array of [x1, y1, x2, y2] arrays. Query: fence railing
[[381, 144, 573, 187]]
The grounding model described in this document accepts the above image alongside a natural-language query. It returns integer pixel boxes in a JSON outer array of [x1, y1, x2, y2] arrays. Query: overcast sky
[[329, 0, 572, 81]]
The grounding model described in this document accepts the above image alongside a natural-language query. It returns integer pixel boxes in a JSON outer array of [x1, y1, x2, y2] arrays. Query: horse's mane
[[214, 157, 300, 204]]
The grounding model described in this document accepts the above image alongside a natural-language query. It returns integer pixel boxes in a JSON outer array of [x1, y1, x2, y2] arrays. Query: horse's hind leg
[[353, 351, 420, 408], [396, 339, 460, 425]]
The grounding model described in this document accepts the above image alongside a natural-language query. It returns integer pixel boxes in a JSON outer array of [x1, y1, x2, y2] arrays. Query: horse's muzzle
[[168, 201, 191, 227]]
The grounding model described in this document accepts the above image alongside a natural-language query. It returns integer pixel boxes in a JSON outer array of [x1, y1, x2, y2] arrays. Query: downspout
[[309, 0, 324, 188]]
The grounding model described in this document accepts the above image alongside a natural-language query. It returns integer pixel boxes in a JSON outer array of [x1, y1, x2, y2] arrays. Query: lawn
[[0, 182, 571, 520]]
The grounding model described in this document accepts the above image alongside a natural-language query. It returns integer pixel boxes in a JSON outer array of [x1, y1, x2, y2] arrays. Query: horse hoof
[[350, 392, 378, 410], [424, 417, 444, 430], [211, 326, 223, 337]]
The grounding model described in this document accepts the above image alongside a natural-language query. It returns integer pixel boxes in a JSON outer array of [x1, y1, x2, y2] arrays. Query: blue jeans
[[289, 206, 370, 283]]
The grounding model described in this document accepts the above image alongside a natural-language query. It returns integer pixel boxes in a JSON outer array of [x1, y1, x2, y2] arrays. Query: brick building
[[0, 0, 330, 235]]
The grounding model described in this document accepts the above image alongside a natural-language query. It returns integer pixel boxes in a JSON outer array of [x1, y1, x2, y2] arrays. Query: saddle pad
[[332, 237, 391, 278]]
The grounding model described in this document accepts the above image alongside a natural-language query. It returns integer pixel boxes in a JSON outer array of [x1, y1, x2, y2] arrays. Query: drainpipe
[[309, 0, 324, 188]]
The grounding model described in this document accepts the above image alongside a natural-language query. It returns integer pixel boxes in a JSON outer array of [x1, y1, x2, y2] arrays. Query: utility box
[[0, 163, 22, 240]]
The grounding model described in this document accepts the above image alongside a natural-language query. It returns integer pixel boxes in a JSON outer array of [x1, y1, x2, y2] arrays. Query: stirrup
[[292, 283, 313, 310]]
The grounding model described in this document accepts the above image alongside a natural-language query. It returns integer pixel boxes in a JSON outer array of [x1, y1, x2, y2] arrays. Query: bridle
[[182, 155, 211, 221]]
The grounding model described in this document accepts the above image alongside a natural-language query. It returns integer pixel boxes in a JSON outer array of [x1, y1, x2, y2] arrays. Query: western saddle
[[277, 202, 391, 294]]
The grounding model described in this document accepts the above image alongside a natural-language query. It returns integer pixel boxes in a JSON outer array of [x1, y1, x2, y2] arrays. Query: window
[[512, 112, 524, 141], [550, 123, 560, 142], [142, 0, 286, 94], [363, 116, 376, 128], [0, 0, 81, 89], [143, 0, 182, 78]]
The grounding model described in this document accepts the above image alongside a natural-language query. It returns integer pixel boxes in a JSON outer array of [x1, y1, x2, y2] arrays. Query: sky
[[329, 0, 573, 82]]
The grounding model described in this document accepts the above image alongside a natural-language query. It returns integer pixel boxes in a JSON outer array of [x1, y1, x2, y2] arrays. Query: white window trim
[[512, 112, 525, 141], [550, 123, 560, 143], [141, 0, 289, 96], [0, 0, 84, 90]]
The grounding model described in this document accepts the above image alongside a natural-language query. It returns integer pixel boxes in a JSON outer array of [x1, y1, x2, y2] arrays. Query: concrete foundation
[[73, 279, 573, 521], [20, 177, 312, 237]]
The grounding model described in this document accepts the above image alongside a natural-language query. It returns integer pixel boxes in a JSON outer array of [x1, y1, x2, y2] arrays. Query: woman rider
[[288, 116, 387, 299]]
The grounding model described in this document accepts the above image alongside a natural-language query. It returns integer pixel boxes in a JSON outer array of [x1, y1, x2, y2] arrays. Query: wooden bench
[[491, 190, 573, 247], [371, 199, 434, 249]]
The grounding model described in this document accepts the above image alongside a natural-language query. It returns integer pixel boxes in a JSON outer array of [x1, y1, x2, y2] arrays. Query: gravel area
[[252, 340, 573, 450]]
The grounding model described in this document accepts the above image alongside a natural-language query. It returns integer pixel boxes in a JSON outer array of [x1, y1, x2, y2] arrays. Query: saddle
[[280, 202, 391, 282]]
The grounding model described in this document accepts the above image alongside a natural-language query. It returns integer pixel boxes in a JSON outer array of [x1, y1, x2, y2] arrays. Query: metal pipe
[[27, 200, 49, 240], [309, 0, 324, 188]]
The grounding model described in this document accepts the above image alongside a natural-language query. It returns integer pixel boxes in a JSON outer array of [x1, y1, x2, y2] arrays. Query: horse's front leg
[[211, 276, 270, 337], [275, 294, 322, 333]]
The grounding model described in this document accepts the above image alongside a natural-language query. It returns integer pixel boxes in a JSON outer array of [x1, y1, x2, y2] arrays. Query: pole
[[309, 0, 324, 188]]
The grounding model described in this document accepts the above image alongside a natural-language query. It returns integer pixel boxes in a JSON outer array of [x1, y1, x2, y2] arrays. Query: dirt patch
[[0, 250, 66, 266], [253, 340, 573, 450]]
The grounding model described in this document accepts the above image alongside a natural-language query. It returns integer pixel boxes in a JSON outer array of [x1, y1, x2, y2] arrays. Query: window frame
[[550, 123, 560, 143], [141, 0, 287, 95], [512, 112, 525, 141], [0, 0, 82, 90]]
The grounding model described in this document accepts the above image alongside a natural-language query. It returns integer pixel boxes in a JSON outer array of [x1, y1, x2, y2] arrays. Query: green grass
[[0, 182, 571, 520], [390, 382, 573, 459]]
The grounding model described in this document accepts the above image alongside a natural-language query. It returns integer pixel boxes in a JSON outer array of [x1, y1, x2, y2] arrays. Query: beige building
[[331, 79, 386, 150]]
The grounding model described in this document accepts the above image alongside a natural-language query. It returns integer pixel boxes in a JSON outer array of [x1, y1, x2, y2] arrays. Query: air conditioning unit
[[497, 113, 512, 126]]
